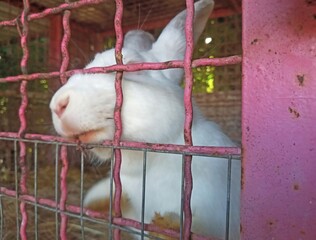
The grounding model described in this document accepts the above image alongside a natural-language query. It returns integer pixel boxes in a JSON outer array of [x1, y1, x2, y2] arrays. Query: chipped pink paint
[[60, 10, 71, 84], [18, 1, 30, 239], [113, 0, 124, 239], [28, 0, 107, 22], [0, 56, 242, 83], [0, 18, 18, 26], [0, 0, 106, 27], [242, 0, 316, 239], [59, 146, 69, 240], [59, 7, 71, 239], [0, 132, 241, 156], [183, 0, 195, 238]]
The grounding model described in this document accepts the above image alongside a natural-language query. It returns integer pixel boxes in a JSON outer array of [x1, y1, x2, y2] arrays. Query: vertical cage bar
[[0, 196, 3, 239], [59, 2, 71, 239], [140, 150, 148, 239], [59, 146, 69, 240], [18, 0, 31, 239], [18, 141, 27, 240], [109, 147, 115, 240], [225, 155, 232, 240], [179, 154, 185, 240], [55, 144, 59, 239], [60, 7, 71, 84], [14, 141, 20, 240], [80, 151, 85, 240], [113, 0, 124, 239], [34, 142, 38, 240], [183, 0, 195, 239]]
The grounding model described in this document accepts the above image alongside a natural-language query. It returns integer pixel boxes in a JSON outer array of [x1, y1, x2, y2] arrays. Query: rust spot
[[251, 38, 258, 45], [306, 0, 316, 5], [293, 183, 300, 191], [313, 14, 316, 20], [300, 230, 306, 235], [267, 219, 279, 227], [297, 74, 305, 86], [288, 107, 300, 118]]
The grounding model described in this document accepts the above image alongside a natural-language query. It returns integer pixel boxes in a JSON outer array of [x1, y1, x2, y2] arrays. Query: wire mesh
[[0, 0, 242, 239]]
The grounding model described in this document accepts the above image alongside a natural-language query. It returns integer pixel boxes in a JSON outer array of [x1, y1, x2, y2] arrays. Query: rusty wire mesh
[[0, 0, 242, 239]]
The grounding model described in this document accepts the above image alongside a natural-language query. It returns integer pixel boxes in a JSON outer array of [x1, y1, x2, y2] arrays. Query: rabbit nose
[[53, 94, 70, 118]]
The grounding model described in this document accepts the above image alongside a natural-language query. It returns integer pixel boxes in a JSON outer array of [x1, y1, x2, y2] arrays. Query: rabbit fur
[[49, 0, 240, 239]]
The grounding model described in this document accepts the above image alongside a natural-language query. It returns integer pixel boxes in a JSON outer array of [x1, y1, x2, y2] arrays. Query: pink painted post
[[242, 0, 316, 239]]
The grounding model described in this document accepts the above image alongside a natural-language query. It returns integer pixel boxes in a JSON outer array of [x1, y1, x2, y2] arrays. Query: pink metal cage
[[0, 0, 241, 239], [7, 0, 316, 239]]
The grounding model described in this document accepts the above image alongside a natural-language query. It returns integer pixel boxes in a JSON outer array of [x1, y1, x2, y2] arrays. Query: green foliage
[[104, 37, 116, 49], [0, 42, 21, 78], [192, 63, 215, 93], [0, 96, 8, 114], [0, 37, 49, 92]]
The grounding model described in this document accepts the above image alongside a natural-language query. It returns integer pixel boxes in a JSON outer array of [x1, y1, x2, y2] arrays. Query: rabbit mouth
[[75, 129, 104, 143]]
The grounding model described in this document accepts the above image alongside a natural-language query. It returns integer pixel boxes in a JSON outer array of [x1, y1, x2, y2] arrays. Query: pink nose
[[53, 94, 70, 118]]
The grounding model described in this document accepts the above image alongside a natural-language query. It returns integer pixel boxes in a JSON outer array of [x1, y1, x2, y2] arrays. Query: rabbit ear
[[150, 0, 214, 84], [124, 30, 155, 51]]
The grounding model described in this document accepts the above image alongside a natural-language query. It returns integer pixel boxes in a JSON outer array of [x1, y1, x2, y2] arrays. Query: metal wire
[[109, 147, 115, 240], [54, 144, 60, 239], [0, 136, 242, 159], [33, 142, 38, 240], [80, 152, 86, 240], [14, 140, 20, 240], [180, 154, 186, 240], [0, 195, 3, 239], [225, 155, 233, 240], [141, 150, 148, 239]]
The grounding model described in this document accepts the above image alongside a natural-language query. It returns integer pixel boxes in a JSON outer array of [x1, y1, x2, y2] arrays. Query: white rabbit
[[49, 0, 240, 239], [123, 29, 155, 51]]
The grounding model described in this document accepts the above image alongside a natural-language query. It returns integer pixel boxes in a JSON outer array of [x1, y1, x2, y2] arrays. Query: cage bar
[[59, 146, 69, 240], [33, 142, 38, 240], [140, 150, 148, 239], [80, 152, 86, 240], [0, 56, 242, 83], [54, 144, 59, 239], [182, 0, 195, 238], [18, 0, 31, 239], [112, 0, 124, 239], [0, 134, 241, 157]]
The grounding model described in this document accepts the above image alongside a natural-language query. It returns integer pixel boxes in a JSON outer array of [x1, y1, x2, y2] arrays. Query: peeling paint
[[296, 74, 305, 86], [288, 107, 300, 118], [293, 183, 300, 191], [251, 38, 259, 45]]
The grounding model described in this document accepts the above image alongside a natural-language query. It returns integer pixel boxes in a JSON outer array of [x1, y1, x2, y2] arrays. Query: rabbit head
[[49, 0, 214, 161]]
